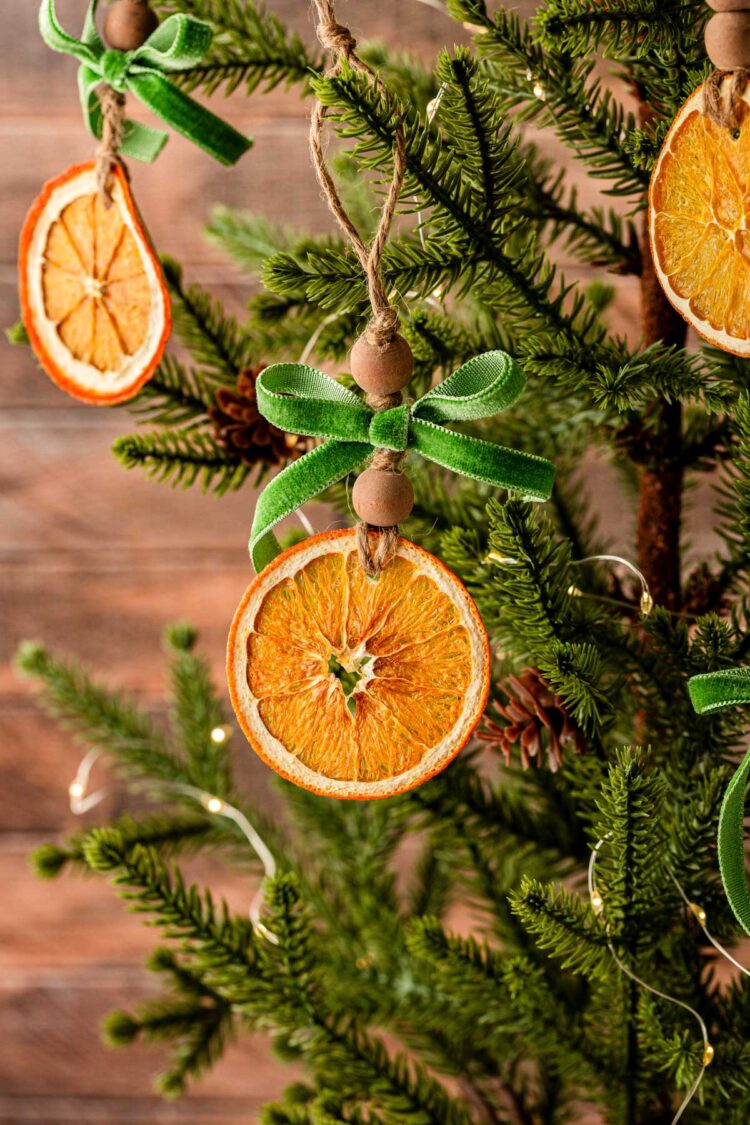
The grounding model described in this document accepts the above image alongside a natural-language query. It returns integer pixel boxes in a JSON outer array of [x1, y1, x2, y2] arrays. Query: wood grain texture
[[0, 0, 717, 1121]]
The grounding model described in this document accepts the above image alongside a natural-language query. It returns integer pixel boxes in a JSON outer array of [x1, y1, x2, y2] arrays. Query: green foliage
[[155, 0, 320, 96], [21, 0, 750, 1120]]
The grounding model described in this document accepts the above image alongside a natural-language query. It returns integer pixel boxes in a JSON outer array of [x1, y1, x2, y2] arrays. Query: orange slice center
[[246, 548, 475, 783], [41, 192, 150, 372]]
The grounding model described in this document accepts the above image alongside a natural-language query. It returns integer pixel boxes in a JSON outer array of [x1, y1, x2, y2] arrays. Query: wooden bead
[[352, 467, 414, 526], [707, 0, 750, 12], [705, 12, 750, 69], [350, 334, 413, 396], [103, 0, 159, 51]]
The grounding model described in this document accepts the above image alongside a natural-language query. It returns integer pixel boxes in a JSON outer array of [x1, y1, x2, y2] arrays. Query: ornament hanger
[[308, 0, 411, 576]]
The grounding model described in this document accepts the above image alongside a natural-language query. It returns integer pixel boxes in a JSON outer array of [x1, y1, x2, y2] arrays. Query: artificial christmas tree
[[15, 0, 750, 1120]]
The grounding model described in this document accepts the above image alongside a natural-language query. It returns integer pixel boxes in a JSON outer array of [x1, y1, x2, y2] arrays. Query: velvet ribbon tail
[[688, 668, 750, 934]]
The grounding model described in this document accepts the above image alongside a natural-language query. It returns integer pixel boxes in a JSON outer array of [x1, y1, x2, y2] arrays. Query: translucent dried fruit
[[649, 82, 750, 355], [227, 529, 491, 799], [19, 160, 170, 404]]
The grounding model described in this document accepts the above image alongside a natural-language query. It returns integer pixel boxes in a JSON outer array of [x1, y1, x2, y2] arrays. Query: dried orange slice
[[227, 529, 491, 799], [649, 82, 750, 355], [18, 160, 170, 404]]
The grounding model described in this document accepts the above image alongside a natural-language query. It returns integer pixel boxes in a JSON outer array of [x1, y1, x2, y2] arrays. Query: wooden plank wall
[[0, 2, 715, 1121]]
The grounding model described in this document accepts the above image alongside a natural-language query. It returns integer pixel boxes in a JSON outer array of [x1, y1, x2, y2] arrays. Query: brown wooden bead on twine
[[705, 12, 750, 70], [103, 0, 159, 51], [95, 84, 127, 208], [350, 333, 413, 396], [352, 465, 415, 527], [309, 0, 409, 577], [708, 0, 750, 11]]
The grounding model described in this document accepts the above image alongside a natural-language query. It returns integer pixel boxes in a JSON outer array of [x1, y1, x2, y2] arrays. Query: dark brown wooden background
[[0, 2, 718, 1121]]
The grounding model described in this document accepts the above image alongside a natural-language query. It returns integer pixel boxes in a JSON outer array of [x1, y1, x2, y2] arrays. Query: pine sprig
[[112, 429, 251, 495], [154, 0, 320, 96], [161, 257, 254, 384]]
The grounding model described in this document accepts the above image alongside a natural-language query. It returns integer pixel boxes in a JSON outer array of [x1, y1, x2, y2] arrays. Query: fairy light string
[[65, 728, 278, 942], [589, 836, 714, 1124]]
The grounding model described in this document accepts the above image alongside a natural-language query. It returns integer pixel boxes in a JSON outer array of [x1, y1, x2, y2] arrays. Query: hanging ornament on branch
[[649, 5, 750, 354], [17, 0, 252, 405], [226, 0, 555, 800]]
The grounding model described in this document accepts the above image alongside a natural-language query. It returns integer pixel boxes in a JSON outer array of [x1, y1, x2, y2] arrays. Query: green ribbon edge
[[40, 0, 252, 165], [249, 349, 556, 574], [688, 668, 750, 935]]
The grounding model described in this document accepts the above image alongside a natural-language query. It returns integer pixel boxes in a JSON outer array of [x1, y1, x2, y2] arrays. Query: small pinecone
[[479, 668, 585, 772], [209, 366, 303, 467]]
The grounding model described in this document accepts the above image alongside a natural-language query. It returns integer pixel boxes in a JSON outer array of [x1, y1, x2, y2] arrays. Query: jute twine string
[[703, 69, 750, 132], [96, 85, 126, 206], [309, 0, 407, 576]]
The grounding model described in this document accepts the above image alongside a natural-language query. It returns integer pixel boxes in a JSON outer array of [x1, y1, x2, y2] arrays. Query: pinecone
[[209, 366, 303, 467], [478, 668, 586, 772]]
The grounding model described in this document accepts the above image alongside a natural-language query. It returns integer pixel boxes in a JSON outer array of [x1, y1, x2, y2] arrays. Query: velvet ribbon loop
[[688, 668, 750, 934], [249, 350, 556, 573], [40, 0, 252, 164]]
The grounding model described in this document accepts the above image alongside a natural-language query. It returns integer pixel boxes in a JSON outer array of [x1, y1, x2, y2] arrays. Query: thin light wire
[[589, 836, 713, 1123], [417, 84, 447, 253], [667, 867, 750, 980], [571, 554, 653, 616], [66, 743, 278, 942]]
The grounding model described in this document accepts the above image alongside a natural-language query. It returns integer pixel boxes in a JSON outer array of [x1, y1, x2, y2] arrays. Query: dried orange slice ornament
[[649, 82, 750, 355], [227, 529, 491, 800], [19, 160, 170, 404]]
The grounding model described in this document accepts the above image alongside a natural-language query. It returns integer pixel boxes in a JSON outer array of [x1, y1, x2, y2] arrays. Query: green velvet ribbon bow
[[39, 0, 252, 165], [250, 350, 556, 573], [688, 668, 750, 934]]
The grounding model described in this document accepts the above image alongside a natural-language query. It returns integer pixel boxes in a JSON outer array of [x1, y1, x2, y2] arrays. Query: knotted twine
[[703, 68, 750, 132], [96, 84, 126, 205], [309, 0, 407, 576]]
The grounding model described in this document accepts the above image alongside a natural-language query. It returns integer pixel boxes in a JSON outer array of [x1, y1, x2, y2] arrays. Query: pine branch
[[127, 355, 215, 428], [15, 642, 184, 783], [442, 500, 616, 738], [32, 813, 218, 879], [165, 626, 231, 797], [534, 0, 691, 56], [154, 0, 320, 96], [161, 258, 254, 383], [448, 4, 648, 195], [112, 429, 251, 495]]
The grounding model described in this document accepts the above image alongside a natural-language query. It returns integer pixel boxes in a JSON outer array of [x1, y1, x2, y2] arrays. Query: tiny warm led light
[[533, 81, 547, 102], [69, 781, 84, 800], [426, 97, 439, 118], [568, 584, 583, 598], [703, 1043, 715, 1066], [689, 902, 708, 925], [640, 590, 654, 617], [210, 725, 230, 745], [590, 890, 604, 915], [205, 796, 224, 814]]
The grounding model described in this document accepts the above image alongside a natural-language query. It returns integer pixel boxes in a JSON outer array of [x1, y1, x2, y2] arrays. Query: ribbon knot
[[39, 0, 252, 165], [249, 350, 556, 573], [100, 48, 130, 91], [368, 404, 410, 451]]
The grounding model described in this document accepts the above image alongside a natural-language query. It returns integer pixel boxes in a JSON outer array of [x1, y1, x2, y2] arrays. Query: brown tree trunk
[[634, 102, 688, 612]]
